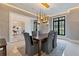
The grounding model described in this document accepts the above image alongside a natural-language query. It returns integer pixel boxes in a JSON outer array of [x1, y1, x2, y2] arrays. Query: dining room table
[[33, 33, 48, 56]]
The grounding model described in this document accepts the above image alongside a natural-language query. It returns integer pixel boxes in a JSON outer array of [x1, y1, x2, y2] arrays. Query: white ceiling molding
[[68, 5, 79, 11], [50, 5, 79, 17], [2, 3, 79, 17], [2, 3, 37, 16], [50, 10, 70, 17]]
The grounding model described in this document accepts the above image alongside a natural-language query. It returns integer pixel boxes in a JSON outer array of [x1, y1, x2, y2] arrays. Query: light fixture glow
[[41, 3, 49, 8]]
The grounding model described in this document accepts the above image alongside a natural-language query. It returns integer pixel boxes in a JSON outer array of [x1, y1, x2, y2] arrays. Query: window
[[53, 16, 65, 35], [33, 20, 37, 31]]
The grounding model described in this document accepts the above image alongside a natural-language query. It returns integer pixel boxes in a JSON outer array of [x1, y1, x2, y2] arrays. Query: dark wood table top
[[0, 38, 6, 47], [33, 33, 48, 40]]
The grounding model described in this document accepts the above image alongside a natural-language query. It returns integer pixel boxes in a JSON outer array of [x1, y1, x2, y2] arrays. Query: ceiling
[[9, 3, 79, 16]]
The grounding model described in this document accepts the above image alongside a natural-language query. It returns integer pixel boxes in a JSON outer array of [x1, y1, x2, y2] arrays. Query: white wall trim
[[2, 3, 36, 16], [57, 35, 79, 44], [50, 5, 79, 17], [64, 37, 79, 44]]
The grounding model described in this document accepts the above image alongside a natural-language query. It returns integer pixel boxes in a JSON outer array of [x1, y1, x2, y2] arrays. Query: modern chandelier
[[37, 11, 49, 24], [36, 3, 49, 24], [41, 3, 49, 8]]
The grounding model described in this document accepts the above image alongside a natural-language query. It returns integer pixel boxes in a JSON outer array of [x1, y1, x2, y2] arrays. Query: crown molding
[[2, 3, 37, 16]]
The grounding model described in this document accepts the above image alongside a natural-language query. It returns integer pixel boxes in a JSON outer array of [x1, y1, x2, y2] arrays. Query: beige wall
[[0, 9, 9, 42], [52, 8, 79, 40], [9, 12, 35, 42], [66, 8, 79, 40], [0, 4, 35, 42]]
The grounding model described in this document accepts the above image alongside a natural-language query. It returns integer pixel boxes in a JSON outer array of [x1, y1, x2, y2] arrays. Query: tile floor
[[6, 37, 79, 56]]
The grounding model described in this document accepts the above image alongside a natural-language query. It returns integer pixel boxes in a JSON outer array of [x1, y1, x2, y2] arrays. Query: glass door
[[53, 16, 65, 35], [53, 21, 58, 34]]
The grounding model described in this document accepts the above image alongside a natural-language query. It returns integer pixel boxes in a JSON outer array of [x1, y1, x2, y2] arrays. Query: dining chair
[[23, 32, 38, 56], [42, 31, 57, 54], [42, 31, 54, 54], [32, 31, 42, 44], [50, 31, 57, 48], [32, 31, 37, 36], [32, 31, 41, 36], [53, 31, 57, 48]]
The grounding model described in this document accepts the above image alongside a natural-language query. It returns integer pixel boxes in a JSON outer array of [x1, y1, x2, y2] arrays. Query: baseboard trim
[[64, 37, 79, 44]]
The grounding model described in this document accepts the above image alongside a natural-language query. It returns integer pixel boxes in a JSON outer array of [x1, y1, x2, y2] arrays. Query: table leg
[[38, 40, 41, 56], [3, 46, 7, 56]]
